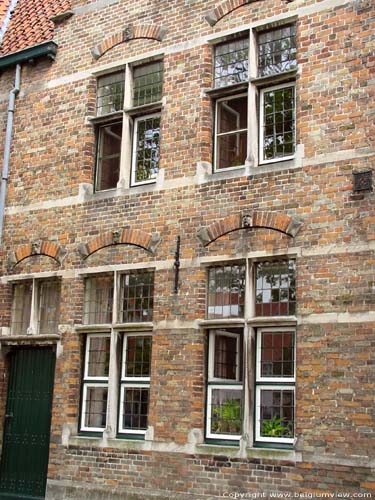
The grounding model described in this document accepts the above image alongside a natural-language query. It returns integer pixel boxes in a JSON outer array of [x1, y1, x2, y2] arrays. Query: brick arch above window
[[204, 0, 293, 26], [91, 24, 167, 60], [78, 228, 161, 259], [7, 240, 67, 270], [197, 211, 303, 246]]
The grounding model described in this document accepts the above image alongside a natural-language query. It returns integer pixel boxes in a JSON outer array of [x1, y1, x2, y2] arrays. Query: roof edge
[[0, 40, 58, 70]]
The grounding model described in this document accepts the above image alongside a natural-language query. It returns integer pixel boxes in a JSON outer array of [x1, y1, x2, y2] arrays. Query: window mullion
[[30, 278, 38, 335], [248, 29, 257, 79], [245, 260, 254, 320], [119, 65, 132, 187], [113, 270, 119, 325], [106, 328, 120, 438], [243, 323, 256, 447], [244, 261, 256, 446]]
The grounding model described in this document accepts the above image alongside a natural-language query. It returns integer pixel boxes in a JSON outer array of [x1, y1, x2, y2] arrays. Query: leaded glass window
[[207, 330, 243, 439], [207, 264, 246, 319], [133, 61, 163, 107], [119, 334, 152, 434], [81, 334, 110, 432], [119, 271, 154, 323], [255, 327, 295, 444], [96, 72, 125, 116], [258, 388, 294, 439], [258, 25, 297, 77], [132, 114, 161, 185], [256, 260, 296, 316], [214, 38, 249, 88], [260, 83, 295, 163], [205, 259, 296, 445]]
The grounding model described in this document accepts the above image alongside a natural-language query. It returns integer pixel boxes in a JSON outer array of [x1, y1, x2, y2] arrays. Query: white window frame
[[256, 327, 296, 383], [131, 112, 161, 187], [80, 271, 154, 437], [255, 384, 295, 445], [118, 332, 152, 435], [94, 60, 163, 192], [204, 258, 297, 447], [206, 383, 243, 441], [259, 82, 296, 165], [80, 383, 109, 433], [208, 330, 241, 382], [214, 94, 249, 173], [94, 120, 124, 192], [206, 329, 243, 441], [80, 333, 111, 432], [211, 21, 297, 173]]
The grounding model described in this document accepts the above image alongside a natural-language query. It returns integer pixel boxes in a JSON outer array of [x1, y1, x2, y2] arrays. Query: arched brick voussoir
[[91, 24, 168, 60], [204, 0, 293, 26], [78, 228, 161, 259], [197, 211, 303, 246], [7, 240, 67, 270]]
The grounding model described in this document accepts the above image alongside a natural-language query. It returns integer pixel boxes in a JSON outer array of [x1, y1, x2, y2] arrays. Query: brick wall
[[0, 0, 374, 498]]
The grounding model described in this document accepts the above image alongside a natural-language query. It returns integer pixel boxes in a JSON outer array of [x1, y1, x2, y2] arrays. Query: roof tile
[[0, 0, 71, 56]]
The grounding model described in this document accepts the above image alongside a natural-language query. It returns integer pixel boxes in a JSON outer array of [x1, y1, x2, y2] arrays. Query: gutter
[[0, 63, 21, 244], [0, 41, 57, 71]]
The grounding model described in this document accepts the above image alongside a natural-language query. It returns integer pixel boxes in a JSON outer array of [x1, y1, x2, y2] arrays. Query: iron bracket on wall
[[174, 236, 181, 294]]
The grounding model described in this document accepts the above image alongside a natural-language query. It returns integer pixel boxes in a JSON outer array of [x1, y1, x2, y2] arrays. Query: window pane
[[256, 260, 296, 316], [210, 389, 242, 435], [133, 61, 163, 107], [214, 38, 249, 88], [10, 282, 32, 335], [122, 387, 149, 430], [87, 336, 110, 377], [125, 336, 152, 377], [84, 276, 113, 325], [216, 96, 247, 170], [259, 389, 294, 438], [214, 334, 239, 380], [95, 122, 122, 191], [260, 331, 295, 378], [83, 386, 108, 429], [258, 25, 297, 77], [120, 272, 154, 323], [216, 132, 247, 170], [96, 72, 124, 116], [262, 85, 295, 161], [217, 96, 248, 133], [207, 265, 245, 319], [133, 116, 160, 183], [38, 281, 60, 335]]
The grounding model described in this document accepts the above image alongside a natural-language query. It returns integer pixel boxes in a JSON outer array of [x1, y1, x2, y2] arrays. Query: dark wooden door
[[0, 348, 56, 500]]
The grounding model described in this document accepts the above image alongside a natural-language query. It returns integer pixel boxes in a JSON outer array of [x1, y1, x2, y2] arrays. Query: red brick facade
[[0, 0, 374, 498]]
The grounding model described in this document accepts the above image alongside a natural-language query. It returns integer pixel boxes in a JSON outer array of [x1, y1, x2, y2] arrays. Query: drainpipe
[[0, 63, 21, 244]]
